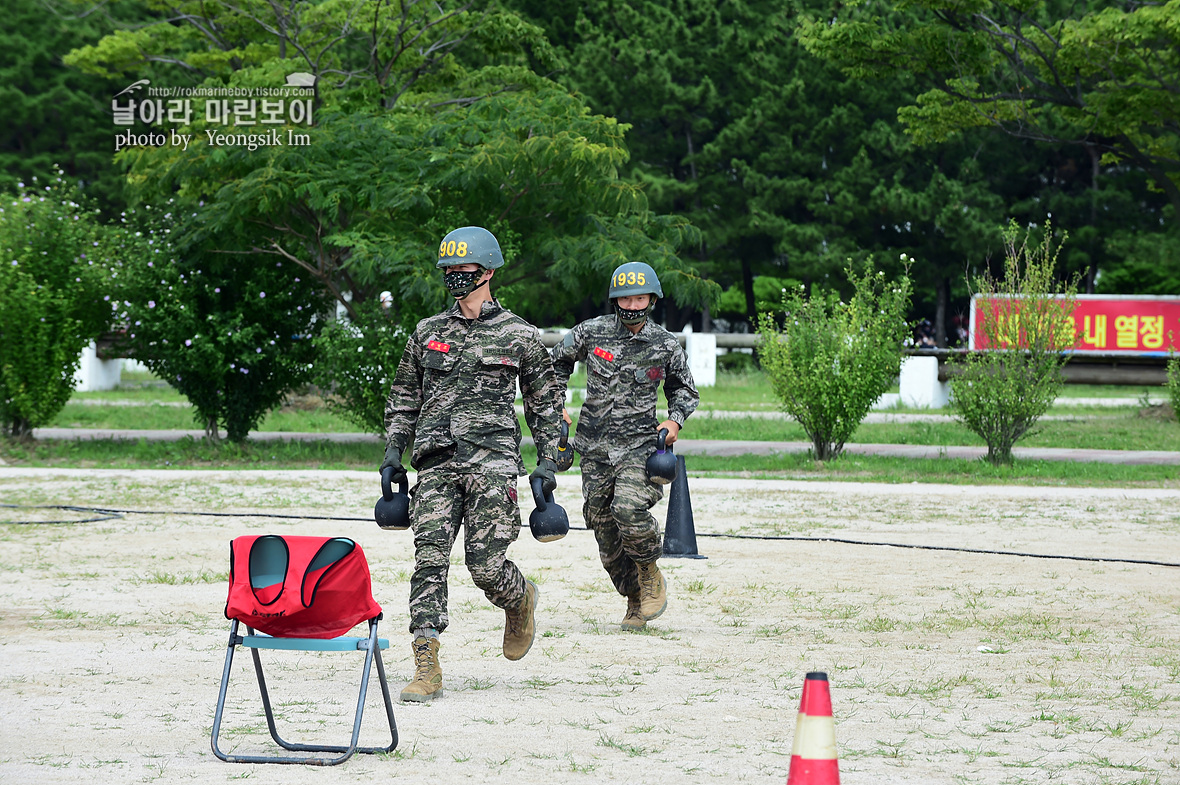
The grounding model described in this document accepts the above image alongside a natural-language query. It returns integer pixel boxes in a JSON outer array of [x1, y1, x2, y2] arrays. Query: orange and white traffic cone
[[786, 671, 840, 785]]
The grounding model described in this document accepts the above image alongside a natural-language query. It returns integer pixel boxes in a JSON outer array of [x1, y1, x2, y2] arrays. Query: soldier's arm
[[384, 330, 425, 454], [663, 340, 700, 428], [549, 324, 587, 392], [521, 331, 565, 462]]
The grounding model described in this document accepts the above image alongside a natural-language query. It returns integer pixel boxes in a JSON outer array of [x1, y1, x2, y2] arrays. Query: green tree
[[757, 260, 913, 460], [67, 1, 718, 331], [311, 302, 416, 434], [949, 221, 1080, 465], [0, 175, 115, 438], [798, 0, 1180, 219], [504, 0, 788, 326], [0, 0, 142, 213], [113, 205, 328, 442]]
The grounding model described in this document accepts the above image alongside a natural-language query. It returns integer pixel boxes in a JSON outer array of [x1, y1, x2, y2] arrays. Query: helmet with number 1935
[[607, 262, 662, 300]]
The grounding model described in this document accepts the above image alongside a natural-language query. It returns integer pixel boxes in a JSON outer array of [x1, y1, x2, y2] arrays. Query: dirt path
[[2, 469, 1178, 784]]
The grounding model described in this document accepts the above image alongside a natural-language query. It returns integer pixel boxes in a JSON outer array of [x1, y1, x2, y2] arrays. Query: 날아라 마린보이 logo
[[111, 74, 317, 151]]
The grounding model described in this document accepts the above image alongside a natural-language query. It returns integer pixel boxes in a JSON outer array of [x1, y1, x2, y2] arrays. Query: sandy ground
[[1, 468, 1178, 784]]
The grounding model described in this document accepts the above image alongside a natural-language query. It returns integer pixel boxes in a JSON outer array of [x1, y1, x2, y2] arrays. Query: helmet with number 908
[[436, 226, 505, 269], [607, 262, 663, 300]]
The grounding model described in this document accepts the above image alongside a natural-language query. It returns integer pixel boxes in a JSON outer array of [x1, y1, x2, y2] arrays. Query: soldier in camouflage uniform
[[551, 262, 699, 631], [382, 226, 565, 702]]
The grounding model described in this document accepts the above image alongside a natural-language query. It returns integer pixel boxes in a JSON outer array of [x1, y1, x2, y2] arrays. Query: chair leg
[[210, 620, 242, 762], [216, 620, 399, 765], [354, 619, 399, 754]]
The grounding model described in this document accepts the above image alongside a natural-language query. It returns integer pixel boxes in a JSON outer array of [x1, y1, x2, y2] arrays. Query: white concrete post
[[684, 330, 717, 387], [73, 341, 123, 392], [899, 355, 949, 408]]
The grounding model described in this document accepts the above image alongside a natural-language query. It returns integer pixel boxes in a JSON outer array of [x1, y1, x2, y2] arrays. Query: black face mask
[[613, 300, 653, 326], [444, 269, 487, 299]]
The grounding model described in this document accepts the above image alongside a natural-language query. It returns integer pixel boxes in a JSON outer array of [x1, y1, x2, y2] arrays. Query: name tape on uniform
[[593, 347, 614, 362], [426, 340, 451, 353]]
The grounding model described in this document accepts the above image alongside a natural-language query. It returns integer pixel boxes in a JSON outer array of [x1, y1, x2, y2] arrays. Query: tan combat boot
[[503, 580, 539, 661], [635, 561, 667, 620], [400, 636, 443, 702], [620, 594, 646, 631]]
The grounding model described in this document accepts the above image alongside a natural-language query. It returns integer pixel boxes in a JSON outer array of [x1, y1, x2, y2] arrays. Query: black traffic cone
[[662, 455, 705, 559]]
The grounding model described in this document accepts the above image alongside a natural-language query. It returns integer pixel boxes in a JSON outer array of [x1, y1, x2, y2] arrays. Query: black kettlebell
[[374, 465, 411, 530], [645, 428, 678, 485], [528, 476, 569, 543], [554, 420, 573, 471]]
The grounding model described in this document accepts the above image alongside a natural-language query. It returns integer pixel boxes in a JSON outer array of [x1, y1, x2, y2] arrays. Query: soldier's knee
[[583, 501, 612, 526], [611, 499, 650, 527], [467, 560, 503, 590], [415, 544, 451, 570]]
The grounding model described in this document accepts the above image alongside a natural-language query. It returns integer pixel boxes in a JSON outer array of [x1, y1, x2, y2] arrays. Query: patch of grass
[[137, 570, 227, 585], [3, 436, 1176, 489], [51, 402, 358, 433], [682, 412, 1180, 452], [596, 733, 649, 757]]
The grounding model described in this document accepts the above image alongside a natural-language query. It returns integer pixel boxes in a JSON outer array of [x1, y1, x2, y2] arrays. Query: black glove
[[380, 444, 408, 486], [530, 458, 558, 495]]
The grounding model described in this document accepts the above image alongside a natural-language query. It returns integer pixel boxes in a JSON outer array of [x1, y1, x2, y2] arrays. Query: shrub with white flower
[[116, 203, 328, 442], [0, 172, 116, 438]]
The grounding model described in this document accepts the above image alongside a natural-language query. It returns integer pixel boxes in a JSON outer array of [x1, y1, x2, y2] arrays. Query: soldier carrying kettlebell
[[550, 262, 699, 631], [382, 226, 566, 702]]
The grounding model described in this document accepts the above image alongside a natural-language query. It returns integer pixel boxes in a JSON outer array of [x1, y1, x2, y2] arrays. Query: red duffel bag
[[224, 535, 382, 639]]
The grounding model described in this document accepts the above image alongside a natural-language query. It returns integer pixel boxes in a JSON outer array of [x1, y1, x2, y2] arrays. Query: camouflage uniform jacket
[[551, 315, 699, 463], [384, 299, 563, 475]]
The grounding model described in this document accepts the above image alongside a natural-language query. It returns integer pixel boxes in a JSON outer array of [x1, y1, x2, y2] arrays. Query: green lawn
[[2, 437, 1175, 488], [50, 372, 1179, 453], [15, 368, 1175, 485], [682, 411, 1180, 452], [51, 401, 358, 433]]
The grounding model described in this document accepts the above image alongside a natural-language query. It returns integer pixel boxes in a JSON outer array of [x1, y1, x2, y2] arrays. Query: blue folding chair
[[211, 535, 399, 765]]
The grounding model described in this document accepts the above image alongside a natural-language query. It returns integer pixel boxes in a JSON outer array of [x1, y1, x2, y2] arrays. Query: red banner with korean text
[[969, 295, 1180, 355]]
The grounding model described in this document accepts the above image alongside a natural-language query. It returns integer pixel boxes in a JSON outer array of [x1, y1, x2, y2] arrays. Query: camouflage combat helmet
[[607, 262, 663, 300], [436, 226, 505, 270]]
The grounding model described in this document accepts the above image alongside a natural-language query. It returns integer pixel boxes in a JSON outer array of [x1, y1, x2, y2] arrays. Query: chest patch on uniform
[[646, 366, 665, 381], [593, 347, 614, 362], [426, 340, 451, 353]]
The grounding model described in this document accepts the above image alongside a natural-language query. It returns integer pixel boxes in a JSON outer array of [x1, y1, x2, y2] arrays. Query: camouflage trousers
[[580, 457, 664, 598], [407, 467, 527, 633]]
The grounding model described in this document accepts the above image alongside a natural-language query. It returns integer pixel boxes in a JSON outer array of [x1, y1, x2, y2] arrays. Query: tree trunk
[[9, 417, 33, 442], [935, 276, 950, 348], [204, 415, 221, 444], [1086, 144, 1100, 294], [741, 258, 756, 327], [664, 298, 687, 332]]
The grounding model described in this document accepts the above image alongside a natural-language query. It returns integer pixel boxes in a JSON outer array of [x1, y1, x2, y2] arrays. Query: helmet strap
[[445, 269, 490, 300], [613, 299, 654, 326]]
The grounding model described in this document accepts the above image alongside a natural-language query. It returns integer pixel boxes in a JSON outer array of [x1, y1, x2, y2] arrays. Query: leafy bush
[[756, 260, 912, 460], [311, 301, 431, 434], [0, 175, 114, 438], [717, 350, 758, 374], [1167, 353, 1180, 423], [718, 276, 803, 320], [114, 206, 328, 442], [949, 221, 1079, 464]]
